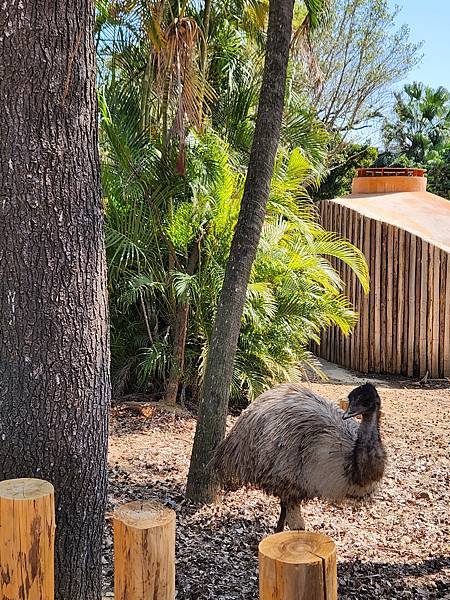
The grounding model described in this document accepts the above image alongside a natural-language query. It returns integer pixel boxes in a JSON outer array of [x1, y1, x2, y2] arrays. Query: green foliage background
[[96, 0, 442, 404]]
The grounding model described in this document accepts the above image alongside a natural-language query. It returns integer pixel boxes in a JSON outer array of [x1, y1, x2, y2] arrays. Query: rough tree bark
[[0, 2, 109, 599], [186, 0, 295, 503]]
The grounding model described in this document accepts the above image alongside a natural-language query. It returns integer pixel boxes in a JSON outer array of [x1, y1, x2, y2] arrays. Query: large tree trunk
[[0, 2, 109, 599], [186, 0, 295, 503]]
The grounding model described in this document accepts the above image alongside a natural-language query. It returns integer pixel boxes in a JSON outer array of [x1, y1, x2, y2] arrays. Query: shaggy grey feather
[[211, 382, 386, 530]]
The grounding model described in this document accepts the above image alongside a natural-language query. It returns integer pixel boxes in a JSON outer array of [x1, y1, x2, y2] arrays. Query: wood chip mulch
[[103, 381, 450, 599]]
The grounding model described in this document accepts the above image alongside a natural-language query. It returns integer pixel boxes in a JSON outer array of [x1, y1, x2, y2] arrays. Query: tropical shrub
[[96, 0, 370, 405], [101, 85, 369, 403]]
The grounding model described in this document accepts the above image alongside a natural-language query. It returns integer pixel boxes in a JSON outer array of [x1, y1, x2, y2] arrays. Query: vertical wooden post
[[431, 247, 441, 377], [114, 500, 176, 600], [259, 531, 337, 600], [373, 220, 382, 372], [0, 478, 55, 600], [396, 229, 405, 373], [419, 239, 429, 376], [438, 251, 447, 377], [361, 216, 371, 373], [444, 255, 450, 376]]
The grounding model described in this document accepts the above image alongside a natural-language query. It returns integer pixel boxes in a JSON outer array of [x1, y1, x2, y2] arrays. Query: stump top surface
[[114, 500, 175, 529], [259, 531, 336, 565], [0, 478, 54, 500]]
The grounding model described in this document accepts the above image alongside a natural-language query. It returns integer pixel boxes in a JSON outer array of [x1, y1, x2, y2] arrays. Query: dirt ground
[[104, 379, 450, 599]]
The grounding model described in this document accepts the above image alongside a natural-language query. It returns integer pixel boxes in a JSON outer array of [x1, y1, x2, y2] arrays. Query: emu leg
[[286, 503, 305, 531], [275, 502, 286, 533]]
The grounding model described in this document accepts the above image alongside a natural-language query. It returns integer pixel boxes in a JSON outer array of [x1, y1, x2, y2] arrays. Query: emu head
[[342, 383, 380, 420]]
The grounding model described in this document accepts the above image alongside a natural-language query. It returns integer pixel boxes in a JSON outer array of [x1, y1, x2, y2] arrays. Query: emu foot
[[286, 504, 305, 531], [274, 520, 285, 533], [275, 503, 287, 533]]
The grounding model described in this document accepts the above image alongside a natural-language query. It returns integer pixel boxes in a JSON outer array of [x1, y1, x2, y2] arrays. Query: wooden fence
[[316, 200, 450, 379]]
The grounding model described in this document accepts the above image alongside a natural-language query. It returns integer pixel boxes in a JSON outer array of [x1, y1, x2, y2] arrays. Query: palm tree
[[97, 0, 215, 405], [100, 80, 222, 401], [383, 82, 450, 163]]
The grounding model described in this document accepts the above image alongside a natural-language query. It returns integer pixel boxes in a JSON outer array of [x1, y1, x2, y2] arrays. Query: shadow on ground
[[338, 556, 450, 599], [104, 471, 450, 599]]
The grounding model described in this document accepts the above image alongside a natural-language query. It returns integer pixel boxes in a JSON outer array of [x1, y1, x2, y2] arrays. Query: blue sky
[[393, 0, 450, 91]]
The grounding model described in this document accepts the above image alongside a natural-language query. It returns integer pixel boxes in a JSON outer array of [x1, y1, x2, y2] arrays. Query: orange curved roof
[[332, 191, 450, 253]]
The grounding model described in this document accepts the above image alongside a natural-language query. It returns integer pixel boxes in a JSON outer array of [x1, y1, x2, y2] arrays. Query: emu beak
[[342, 408, 352, 420], [342, 406, 362, 420]]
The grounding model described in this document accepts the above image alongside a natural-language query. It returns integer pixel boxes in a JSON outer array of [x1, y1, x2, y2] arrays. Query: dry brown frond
[[146, 12, 215, 172], [291, 18, 323, 88]]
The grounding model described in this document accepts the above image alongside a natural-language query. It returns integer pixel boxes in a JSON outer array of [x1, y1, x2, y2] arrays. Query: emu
[[211, 382, 386, 532]]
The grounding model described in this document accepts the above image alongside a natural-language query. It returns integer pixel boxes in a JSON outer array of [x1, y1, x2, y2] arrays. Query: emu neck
[[351, 410, 385, 486]]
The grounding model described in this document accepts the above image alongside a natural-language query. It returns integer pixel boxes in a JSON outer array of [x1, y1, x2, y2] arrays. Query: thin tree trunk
[[164, 238, 201, 405], [141, 53, 154, 132], [186, 0, 295, 503], [0, 2, 109, 599], [199, 0, 213, 121], [202, 0, 213, 71], [164, 303, 190, 405]]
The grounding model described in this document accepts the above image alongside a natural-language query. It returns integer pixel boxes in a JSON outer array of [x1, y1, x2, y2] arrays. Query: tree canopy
[[308, 0, 421, 139]]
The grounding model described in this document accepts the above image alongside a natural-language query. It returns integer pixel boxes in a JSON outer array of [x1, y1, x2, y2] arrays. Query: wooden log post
[[259, 531, 337, 600], [0, 478, 55, 600], [114, 500, 176, 600]]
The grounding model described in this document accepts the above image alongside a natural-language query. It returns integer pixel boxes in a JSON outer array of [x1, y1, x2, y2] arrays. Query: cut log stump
[[0, 478, 55, 600], [259, 531, 337, 600], [114, 500, 176, 600]]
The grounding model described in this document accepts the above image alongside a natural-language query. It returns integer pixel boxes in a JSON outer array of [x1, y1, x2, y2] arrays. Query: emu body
[[211, 383, 386, 531]]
